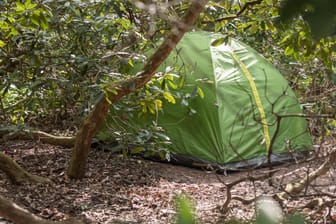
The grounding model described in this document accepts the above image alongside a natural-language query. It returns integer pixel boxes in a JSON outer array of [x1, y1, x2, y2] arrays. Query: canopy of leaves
[[0, 0, 184, 126], [279, 0, 336, 39]]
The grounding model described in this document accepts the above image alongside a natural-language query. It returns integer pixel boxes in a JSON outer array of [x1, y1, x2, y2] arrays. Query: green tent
[[101, 31, 312, 168]]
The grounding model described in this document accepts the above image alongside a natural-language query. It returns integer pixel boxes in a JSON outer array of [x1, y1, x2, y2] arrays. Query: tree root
[[0, 126, 75, 148], [0, 195, 83, 224], [0, 126, 74, 183], [0, 152, 52, 185]]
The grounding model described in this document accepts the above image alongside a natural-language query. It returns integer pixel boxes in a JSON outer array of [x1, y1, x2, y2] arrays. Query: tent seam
[[231, 51, 271, 153], [209, 38, 225, 163]]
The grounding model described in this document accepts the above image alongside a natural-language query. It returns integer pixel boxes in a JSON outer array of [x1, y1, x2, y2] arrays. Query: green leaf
[[147, 103, 156, 114], [154, 99, 163, 111], [163, 92, 176, 104], [7, 28, 19, 38], [15, 1, 25, 11], [178, 74, 186, 88], [168, 80, 177, 89], [131, 147, 143, 154], [211, 37, 226, 46], [24, 0, 37, 9], [197, 86, 204, 99], [104, 93, 112, 104], [249, 23, 259, 34], [106, 87, 118, 95], [31, 14, 40, 27], [38, 13, 49, 30], [128, 59, 134, 67], [0, 40, 6, 47], [284, 46, 294, 56], [164, 73, 176, 81]]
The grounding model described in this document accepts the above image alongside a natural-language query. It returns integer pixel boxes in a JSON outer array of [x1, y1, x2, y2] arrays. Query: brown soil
[[0, 140, 335, 223]]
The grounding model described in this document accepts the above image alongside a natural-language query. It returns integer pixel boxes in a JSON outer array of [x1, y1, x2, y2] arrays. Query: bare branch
[[218, 170, 278, 213], [276, 149, 336, 200], [204, 0, 262, 23]]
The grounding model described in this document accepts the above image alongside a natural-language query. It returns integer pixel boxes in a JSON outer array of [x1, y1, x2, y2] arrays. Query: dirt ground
[[0, 140, 335, 224]]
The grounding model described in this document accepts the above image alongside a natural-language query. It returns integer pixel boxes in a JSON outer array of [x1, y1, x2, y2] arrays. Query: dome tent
[[99, 31, 312, 168]]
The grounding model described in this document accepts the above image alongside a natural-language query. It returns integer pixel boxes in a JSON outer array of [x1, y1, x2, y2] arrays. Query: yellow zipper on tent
[[231, 51, 271, 153]]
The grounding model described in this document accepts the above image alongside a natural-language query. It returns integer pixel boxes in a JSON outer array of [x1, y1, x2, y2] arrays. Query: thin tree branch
[[204, 0, 262, 23], [217, 170, 278, 213]]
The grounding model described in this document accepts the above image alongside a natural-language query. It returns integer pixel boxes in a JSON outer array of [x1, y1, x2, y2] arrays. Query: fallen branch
[[215, 149, 335, 216], [0, 195, 83, 224], [0, 127, 75, 148], [219, 151, 334, 209], [276, 150, 336, 200], [218, 170, 278, 213]]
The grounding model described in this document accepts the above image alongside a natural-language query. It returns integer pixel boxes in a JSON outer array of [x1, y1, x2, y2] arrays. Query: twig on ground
[[217, 170, 278, 213]]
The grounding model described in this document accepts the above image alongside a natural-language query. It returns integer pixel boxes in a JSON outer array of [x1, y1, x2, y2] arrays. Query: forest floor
[[0, 139, 336, 224]]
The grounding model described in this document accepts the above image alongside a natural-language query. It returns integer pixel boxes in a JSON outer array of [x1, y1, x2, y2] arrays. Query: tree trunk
[[67, 97, 111, 179], [0, 195, 83, 224], [67, 0, 210, 179], [0, 152, 51, 185]]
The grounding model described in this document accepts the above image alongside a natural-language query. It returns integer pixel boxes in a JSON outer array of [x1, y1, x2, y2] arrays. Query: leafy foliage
[[175, 196, 196, 224], [279, 0, 336, 39], [0, 0, 152, 126]]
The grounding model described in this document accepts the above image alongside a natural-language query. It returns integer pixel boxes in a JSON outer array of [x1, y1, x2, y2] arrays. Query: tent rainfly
[[100, 31, 312, 169]]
